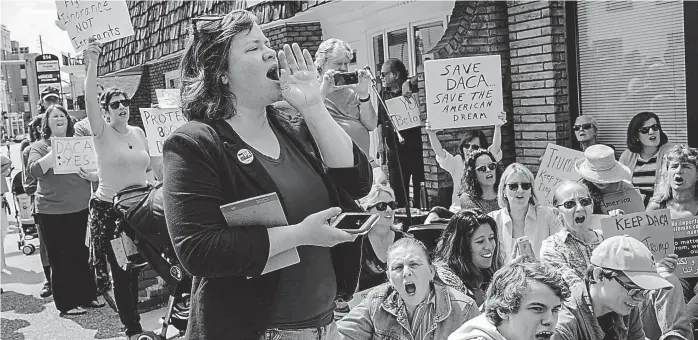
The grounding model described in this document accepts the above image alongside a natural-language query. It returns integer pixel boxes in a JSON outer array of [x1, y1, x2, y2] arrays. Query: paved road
[[1, 142, 180, 339]]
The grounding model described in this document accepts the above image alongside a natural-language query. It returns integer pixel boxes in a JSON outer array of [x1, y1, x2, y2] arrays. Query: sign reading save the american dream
[[139, 108, 187, 156], [424, 55, 503, 130]]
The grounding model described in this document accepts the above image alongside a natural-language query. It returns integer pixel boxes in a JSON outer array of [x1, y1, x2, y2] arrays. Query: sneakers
[[40, 282, 52, 298]]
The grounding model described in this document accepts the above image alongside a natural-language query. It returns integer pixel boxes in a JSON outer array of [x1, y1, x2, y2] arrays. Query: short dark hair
[[41, 105, 75, 139], [382, 58, 408, 85], [459, 149, 502, 199], [433, 209, 503, 291], [484, 261, 570, 326], [101, 88, 130, 111], [457, 130, 490, 159], [180, 10, 258, 122], [626, 111, 668, 153]]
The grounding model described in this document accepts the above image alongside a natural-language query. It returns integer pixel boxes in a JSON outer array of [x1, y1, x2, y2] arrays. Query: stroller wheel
[[22, 244, 35, 255]]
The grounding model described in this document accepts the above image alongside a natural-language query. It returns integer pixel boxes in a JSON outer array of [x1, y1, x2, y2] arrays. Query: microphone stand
[[371, 82, 412, 228]]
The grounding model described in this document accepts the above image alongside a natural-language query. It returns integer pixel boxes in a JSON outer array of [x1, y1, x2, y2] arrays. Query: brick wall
[[264, 22, 323, 56]]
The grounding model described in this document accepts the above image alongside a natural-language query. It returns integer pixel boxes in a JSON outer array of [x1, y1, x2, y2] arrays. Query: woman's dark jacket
[[162, 105, 372, 340]]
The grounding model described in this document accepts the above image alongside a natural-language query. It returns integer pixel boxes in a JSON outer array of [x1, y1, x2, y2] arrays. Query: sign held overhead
[[56, 0, 136, 52]]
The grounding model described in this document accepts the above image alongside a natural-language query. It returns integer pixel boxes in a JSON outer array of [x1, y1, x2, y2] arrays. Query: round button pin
[[237, 149, 254, 164]]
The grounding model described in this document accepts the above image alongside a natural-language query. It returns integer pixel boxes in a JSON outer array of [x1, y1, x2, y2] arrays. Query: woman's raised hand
[[83, 38, 102, 67], [296, 207, 357, 248], [278, 43, 322, 111], [424, 120, 440, 135]]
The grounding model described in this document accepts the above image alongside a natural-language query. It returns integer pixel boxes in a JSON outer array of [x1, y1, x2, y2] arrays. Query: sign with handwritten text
[[56, 0, 135, 52], [599, 189, 645, 214], [155, 89, 181, 109], [385, 94, 421, 131], [52, 136, 98, 174], [424, 55, 503, 129], [139, 108, 187, 156], [601, 209, 673, 260], [673, 217, 698, 278], [534, 144, 585, 205]]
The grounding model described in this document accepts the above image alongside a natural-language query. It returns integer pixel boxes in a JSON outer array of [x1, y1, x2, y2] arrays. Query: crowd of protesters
[[0, 7, 697, 340]]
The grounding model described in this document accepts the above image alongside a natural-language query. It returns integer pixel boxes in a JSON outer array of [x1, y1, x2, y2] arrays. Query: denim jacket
[[337, 282, 480, 340]]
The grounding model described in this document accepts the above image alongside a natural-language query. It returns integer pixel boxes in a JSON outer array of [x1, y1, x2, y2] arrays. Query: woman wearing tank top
[[84, 38, 156, 337]]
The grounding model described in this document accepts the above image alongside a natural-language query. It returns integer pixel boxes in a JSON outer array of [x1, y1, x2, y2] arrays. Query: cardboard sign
[[534, 144, 585, 205], [155, 89, 181, 109], [139, 108, 187, 156], [601, 209, 674, 260], [599, 189, 645, 214], [424, 55, 504, 130], [52, 136, 98, 174], [385, 94, 421, 131], [673, 217, 698, 278], [56, 0, 136, 52]]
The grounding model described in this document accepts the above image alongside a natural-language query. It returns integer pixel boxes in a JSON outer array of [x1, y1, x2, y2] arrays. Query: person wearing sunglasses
[[487, 163, 562, 263], [458, 149, 503, 214], [553, 235, 682, 340], [84, 39, 160, 336], [425, 115, 506, 213], [620, 112, 673, 207], [573, 115, 616, 152]]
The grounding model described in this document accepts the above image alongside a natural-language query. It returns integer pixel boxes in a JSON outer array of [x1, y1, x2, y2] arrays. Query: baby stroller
[[11, 172, 38, 255], [113, 183, 190, 339]]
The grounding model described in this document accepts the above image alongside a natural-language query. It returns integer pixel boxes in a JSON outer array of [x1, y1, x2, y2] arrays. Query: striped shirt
[[632, 154, 658, 200], [410, 289, 436, 340]]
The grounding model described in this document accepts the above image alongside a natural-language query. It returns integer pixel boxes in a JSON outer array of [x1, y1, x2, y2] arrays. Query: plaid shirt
[[540, 229, 603, 287]]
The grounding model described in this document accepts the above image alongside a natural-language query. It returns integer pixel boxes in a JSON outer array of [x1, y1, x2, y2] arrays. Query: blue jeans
[[260, 322, 339, 340]]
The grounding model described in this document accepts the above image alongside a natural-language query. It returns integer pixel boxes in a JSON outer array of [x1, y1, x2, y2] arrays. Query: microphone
[[364, 65, 377, 84]]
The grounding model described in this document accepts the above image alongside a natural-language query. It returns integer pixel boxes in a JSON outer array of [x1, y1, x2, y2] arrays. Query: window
[[164, 70, 180, 89], [372, 35, 384, 77], [21, 79, 26, 86], [23, 95, 29, 102], [414, 22, 444, 68], [19, 64, 25, 70], [371, 19, 445, 76], [387, 29, 410, 72]]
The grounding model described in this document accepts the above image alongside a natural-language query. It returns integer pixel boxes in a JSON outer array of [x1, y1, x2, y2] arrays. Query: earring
[[221, 75, 228, 84]]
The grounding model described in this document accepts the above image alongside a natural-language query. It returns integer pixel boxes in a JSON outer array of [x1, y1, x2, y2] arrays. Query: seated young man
[[448, 261, 570, 340]]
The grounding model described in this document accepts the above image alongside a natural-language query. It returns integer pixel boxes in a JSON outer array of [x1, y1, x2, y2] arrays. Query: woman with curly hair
[[433, 209, 503, 306], [458, 149, 502, 214]]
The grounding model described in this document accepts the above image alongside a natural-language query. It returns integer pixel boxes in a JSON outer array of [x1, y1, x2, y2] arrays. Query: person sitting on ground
[[433, 209, 504, 306], [552, 235, 684, 340], [448, 261, 571, 340], [573, 115, 615, 152], [576, 144, 637, 215], [337, 238, 480, 339]]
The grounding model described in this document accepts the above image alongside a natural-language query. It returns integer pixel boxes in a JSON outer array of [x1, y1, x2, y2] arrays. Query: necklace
[[110, 124, 133, 149]]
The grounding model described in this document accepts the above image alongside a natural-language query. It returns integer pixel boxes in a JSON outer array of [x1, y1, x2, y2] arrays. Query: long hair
[[433, 209, 503, 291], [180, 10, 257, 122], [652, 145, 698, 204], [41, 105, 75, 139], [458, 149, 502, 199], [626, 111, 668, 153], [497, 163, 538, 209], [457, 130, 490, 159]]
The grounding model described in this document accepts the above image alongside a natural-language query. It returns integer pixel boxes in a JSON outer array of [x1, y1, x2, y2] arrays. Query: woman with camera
[[162, 10, 372, 339]]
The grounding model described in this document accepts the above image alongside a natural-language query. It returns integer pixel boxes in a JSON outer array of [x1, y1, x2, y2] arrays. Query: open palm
[[278, 44, 323, 110]]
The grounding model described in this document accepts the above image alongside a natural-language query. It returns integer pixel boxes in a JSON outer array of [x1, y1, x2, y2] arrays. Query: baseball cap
[[591, 235, 672, 290], [41, 86, 60, 101]]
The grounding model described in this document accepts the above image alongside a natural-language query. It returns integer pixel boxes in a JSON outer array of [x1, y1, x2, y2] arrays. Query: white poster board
[[52, 136, 98, 174], [155, 89, 181, 109], [56, 0, 135, 53], [385, 94, 421, 131], [601, 209, 674, 261], [534, 144, 585, 205], [424, 55, 503, 130], [139, 108, 187, 156]]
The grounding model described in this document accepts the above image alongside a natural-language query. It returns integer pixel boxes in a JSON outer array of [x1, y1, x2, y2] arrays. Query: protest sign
[[139, 108, 187, 156], [599, 188, 645, 214], [52, 136, 97, 174], [601, 209, 673, 260], [673, 217, 698, 278], [155, 89, 181, 109], [424, 55, 503, 130], [56, 0, 135, 52], [385, 94, 421, 131], [534, 144, 585, 205]]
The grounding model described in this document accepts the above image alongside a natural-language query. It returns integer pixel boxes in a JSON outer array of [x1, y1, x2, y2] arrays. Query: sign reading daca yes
[[424, 55, 503, 129], [52, 136, 98, 175], [139, 108, 187, 156]]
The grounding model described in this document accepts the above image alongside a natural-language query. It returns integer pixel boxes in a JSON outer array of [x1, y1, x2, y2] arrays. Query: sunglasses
[[506, 183, 532, 191], [462, 143, 480, 151], [573, 123, 594, 132], [368, 201, 397, 211], [476, 162, 498, 173], [639, 124, 660, 134], [108, 99, 131, 110], [556, 197, 593, 209], [613, 276, 649, 299]]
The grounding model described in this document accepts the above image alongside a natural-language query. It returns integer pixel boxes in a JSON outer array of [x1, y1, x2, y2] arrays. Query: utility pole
[[39, 35, 44, 55]]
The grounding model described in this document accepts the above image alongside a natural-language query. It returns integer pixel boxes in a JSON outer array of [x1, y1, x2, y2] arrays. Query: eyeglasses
[[573, 123, 594, 132], [556, 197, 593, 209], [506, 183, 532, 191], [476, 162, 498, 173], [613, 276, 649, 299], [462, 143, 480, 151], [380, 72, 387, 78], [368, 201, 397, 211], [639, 124, 660, 134], [108, 99, 131, 110]]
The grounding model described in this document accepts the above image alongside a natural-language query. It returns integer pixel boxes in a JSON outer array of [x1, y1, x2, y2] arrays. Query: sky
[[0, 0, 75, 58]]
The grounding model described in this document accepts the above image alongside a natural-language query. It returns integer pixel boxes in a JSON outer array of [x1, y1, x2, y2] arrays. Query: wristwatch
[[358, 94, 371, 103]]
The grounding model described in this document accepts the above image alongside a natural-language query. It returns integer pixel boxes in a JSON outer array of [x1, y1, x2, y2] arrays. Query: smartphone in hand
[[330, 213, 380, 235], [516, 236, 535, 260]]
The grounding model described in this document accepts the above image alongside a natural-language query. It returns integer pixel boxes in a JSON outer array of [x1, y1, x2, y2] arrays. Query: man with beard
[[449, 261, 570, 340]]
